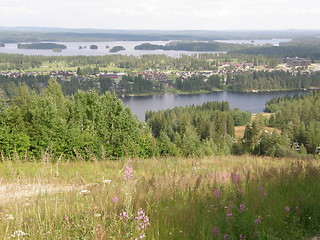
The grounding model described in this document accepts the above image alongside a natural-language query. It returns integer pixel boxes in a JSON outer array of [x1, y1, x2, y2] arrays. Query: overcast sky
[[1, 0, 319, 30]]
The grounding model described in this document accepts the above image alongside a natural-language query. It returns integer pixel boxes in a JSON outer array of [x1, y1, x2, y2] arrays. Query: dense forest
[[264, 91, 320, 154], [231, 38, 320, 61], [0, 78, 319, 159], [0, 79, 154, 159], [17, 43, 67, 50]]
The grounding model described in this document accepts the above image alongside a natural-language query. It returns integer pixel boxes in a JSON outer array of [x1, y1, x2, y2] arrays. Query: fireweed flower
[[226, 213, 234, 220], [124, 165, 134, 180], [285, 206, 290, 212], [212, 226, 218, 237], [213, 189, 221, 198], [240, 204, 247, 212], [239, 234, 247, 239], [119, 211, 129, 220], [254, 217, 261, 225], [223, 233, 229, 239], [112, 196, 119, 204], [231, 173, 240, 184]]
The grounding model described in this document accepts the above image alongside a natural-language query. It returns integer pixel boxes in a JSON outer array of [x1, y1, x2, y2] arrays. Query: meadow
[[0, 155, 320, 240]]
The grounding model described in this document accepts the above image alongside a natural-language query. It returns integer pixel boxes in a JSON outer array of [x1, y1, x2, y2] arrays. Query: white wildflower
[[80, 189, 90, 195], [11, 230, 29, 238], [102, 179, 112, 184], [6, 214, 14, 220]]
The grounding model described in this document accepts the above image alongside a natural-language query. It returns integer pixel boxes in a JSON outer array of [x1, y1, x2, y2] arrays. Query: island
[[90, 45, 98, 50], [17, 43, 67, 50], [109, 46, 126, 52], [134, 41, 252, 52]]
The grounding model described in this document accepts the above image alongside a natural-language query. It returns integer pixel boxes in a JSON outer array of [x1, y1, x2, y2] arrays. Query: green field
[[0, 156, 320, 239]]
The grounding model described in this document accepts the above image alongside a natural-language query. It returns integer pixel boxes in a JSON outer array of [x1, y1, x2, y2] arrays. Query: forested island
[[109, 46, 126, 52], [17, 42, 67, 50], [134, 41, 253, 52]]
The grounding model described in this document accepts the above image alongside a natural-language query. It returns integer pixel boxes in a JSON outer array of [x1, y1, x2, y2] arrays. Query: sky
[[1, 0, 320, 30]]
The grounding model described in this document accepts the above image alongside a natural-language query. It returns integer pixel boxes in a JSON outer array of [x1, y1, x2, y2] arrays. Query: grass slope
[[0, 156, 319, 239]]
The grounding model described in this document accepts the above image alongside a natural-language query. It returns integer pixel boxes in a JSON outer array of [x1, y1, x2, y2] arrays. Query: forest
[[17, 43, 67, 50], [134, 41, 254, 52], [1, 78, 318, 160]]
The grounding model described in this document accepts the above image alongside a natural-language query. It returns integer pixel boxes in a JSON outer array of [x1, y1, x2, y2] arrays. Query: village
[[1, 57, 319, 91]]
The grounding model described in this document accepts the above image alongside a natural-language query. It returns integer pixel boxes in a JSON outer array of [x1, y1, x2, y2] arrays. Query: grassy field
[[0, 156, 320, 239]]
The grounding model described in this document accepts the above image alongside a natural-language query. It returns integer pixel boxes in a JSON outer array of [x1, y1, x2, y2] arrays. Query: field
[[1, 156, 320, 239]]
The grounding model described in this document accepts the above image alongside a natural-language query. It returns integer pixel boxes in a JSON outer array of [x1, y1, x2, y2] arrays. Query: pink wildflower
[[226, 213, 234, 220], [223, 233, 229, 239], [213, 189, 221, 198], [231, 173, 240, 184], [212, 226, 218, 237], [124, 165, 134, 180], [254, 217, 261, 225], [120, 211, 129, 220], [240, 204, 247, 212], [285, 206, 290, 212], [112, 196, 119, 204]]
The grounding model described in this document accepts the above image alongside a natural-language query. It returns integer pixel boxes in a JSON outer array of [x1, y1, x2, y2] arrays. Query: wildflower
[[124, 165, 134, 180], [94, 213, 101, 218], [112, 196, 119, 204], [226, 213, 234, 220], [139, 233, 146, 238], [239, 234, 247, 239], [258, 185, 267, 197], [80, 189, 90, 195], [120, 211, 129, 220], [213, 189, 221, 198], [5, 214, 14, 220], [240, 204, 247, 212], [11, 230, 29, 238], [212, 226, 219, 237], [231, 173, 240, 184], [285, 206, 290, 212], [135, 209, 150, 230], [223, 233, 229, 239], [254, 217, 261, 225], [102, 179, 111, 184]]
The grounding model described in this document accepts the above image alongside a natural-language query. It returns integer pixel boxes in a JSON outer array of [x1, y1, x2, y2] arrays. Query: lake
[[122, 90, 310, 121], [0, 39, 290, 57]]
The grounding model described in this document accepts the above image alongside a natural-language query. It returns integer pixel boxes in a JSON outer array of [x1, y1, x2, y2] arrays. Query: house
[[283, 57, 311, 67]]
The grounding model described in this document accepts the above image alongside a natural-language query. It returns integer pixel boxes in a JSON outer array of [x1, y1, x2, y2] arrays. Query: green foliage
[[265, 91, 320, 154], [17, 43, 67, 49], [146, 101, 237, 157], [0, 79, 153, 159]]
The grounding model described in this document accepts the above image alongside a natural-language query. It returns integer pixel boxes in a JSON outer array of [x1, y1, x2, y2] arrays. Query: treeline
[[146, 102, 251, 156], [264, 91, 320, 154], [231, 38, 320, 61], [0, 80, 154, 159], [134, 41, 253, 52], [0, 75, 50, 98], [17, 43, 67, 50], [225, 71, 320, 91]]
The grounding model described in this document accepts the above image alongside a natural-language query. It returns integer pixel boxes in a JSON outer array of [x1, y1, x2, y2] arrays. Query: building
[[283, 57, 311, 67]]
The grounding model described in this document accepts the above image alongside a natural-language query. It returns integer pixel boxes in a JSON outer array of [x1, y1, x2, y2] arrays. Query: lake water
[[0, 39, 290, 57], [122, 90, 309, 121]]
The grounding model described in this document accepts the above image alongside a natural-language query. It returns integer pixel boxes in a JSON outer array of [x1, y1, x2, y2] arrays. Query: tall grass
[[0, 156, 319, 239]]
